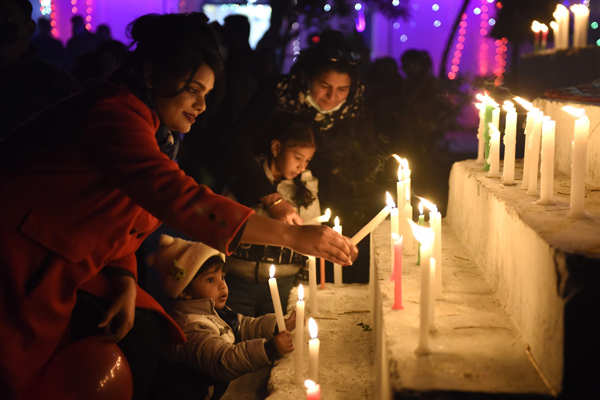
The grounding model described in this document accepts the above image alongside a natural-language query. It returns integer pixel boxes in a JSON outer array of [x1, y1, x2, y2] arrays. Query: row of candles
[[532, 3, 590, 51], [475, 92, 589, 217]]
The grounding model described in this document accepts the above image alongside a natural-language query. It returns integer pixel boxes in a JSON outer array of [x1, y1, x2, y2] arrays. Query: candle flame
[[392, 233, 403, 244], [570, 4, 589, 16], [531, 20, 541, 33], [392, 154, 402, 163], [475, 92, 498, 107], [408, 219, 434, 246], [334, 216, 340, 227], [298, 283, 304, 301], [308, 317, 318, 339], [393, 155, 410, 181], [304, 379, 317, 390], [417, 196, 437, 213], [562, 105, 586, 119], [324, 208, 331, 220], [385, 191, 396, 208], [554, 4, 568, 19], [418, 201, 424, 215], [540, 23, 548, 33], [269, 264, 275, 278], [550, 21, 558, 30], [514, 96, 534, 111], [502, 100, 515, 112]]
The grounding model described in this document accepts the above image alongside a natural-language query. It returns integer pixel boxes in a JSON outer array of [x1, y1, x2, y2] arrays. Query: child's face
[[272, 142, 315, 180], [185, 265, 228, 309]]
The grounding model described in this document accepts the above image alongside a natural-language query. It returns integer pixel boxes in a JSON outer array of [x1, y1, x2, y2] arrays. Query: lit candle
[[429, 258, 437, 333], [392, 234, 404, 310], [307, 208, 331, 225], [392, 154, 406, 210], [563, 106, 590, 217], [540, 23, 548, 49], [476, 93, 499, 172], [502, 101, 517, 185], [268, 264, 287, 333], [304, 379, 321, 400], [538, 116, 556, 204], [487, 122, 501, 177], [550, 21, 559, 50], [514, 96, 535, 189], [308, 256, 318, 314], [419, 197, 442, 299], [475, 102, 486, 164], [416, 201, 424, 266], [351, 192, 394, 245], [295, 284, 305, 384], [392, 155, 415, 255], [319, 258, 325, 289], [527, 109, 544, 195], [409, 220, 435, 355], [553, 4, 570, 49], [531, 20, 541, 51], [571, 4, 590, 48], [333, 216, 343, 286], [308, 317, 320, 382]]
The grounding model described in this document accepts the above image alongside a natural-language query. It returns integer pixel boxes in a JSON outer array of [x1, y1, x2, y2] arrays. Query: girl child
[[224, 112, 320, 316]]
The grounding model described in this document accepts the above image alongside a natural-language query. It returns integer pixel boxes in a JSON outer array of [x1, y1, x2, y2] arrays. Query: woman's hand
[[98, 274, 137, 342], [273, 331, 294, 355], [289, 224, 358, 266], [269, 199, 304, 225], [285, 310, 296, 332]]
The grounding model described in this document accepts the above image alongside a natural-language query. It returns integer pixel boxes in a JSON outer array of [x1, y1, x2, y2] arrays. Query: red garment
[[0, 85, 253, 397]]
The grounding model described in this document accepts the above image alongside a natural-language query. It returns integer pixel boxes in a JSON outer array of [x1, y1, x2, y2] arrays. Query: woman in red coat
[[0, 13, 357, 399]]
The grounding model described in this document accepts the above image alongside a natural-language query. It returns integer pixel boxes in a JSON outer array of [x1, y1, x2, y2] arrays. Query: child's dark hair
[[193, 255, 225, 280], [264, 112, 317, 208], [115, 13, 224, 98]]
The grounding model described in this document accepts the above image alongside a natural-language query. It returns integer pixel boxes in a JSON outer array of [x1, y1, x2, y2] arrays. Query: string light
[[84, 0, 93, 31], [494, 37, 508, 86], [448, 13, 468, 80], [478, 0, 490, 75], [40, 0, 59, 38]]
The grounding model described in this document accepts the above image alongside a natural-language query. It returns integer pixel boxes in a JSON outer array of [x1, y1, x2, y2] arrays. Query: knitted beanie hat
[[147, 234, 225, 298]]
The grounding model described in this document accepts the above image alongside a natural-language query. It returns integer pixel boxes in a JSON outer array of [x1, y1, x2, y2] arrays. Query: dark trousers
[[226, 274, 297, 317]]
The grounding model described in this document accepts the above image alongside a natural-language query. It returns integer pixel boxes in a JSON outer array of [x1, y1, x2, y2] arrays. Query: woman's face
[[153, 64, 215, 133], [309, 69, 351, 112], [272, 140, 315, 181]]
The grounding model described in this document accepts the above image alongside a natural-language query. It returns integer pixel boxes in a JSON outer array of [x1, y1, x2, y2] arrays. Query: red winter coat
[[0, 85, 253, 397]]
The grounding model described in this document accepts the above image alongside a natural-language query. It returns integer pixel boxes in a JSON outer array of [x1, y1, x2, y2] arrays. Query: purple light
[[355, 8, 366, 32]]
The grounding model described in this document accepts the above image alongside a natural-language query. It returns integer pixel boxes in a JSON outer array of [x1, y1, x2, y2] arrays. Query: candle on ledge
[[475, 93, 499, 172], [307, 208, 331, 225], [514, 96, 535, 188], [308, 256, 318, 314], [571, 4, 589, 48], [392, 154, 407, 210], [409, 220, 435, 355], [550, 21, 559, 50], [475, 102, 486, 164], [351, 192, 394, 245], [319, 258, 325, 289], [527, 109, 543, 195], [487, 122, 501, 177], [308, 317, 320, 382], [392, 234, 404, 310], [333, 216, 343, 286], [531, 20, 541, 51], [502, 101, 517, 185], [304, 379, 321, 400], [540, 23, 548, 49], [418, 196, 442, 299], [416, 201, 425, 266], [393, 155, 415, 255], [553, 4, 569, 49], [538, 116, 556, 205], [563, 106, 590, 218], [295, 284, 305, 384], [268, 264, 287, 333], [429, 258, 437, 333]]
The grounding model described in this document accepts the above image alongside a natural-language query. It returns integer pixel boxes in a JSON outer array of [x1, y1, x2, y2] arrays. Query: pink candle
[[392, 234, 404, 310], [305, 379, 321, 400], [319, 258, 325, 289]]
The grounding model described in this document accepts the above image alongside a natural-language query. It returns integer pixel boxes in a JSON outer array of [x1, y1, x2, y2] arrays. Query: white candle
[[418, 197, 442, 299], [393, 155, 416, 255], [527, 109, 543, 195], [392, 154, 407, 210], [563, 106, 590, 217], [308, 317, 320, 382], [550, 21, 559, 50], [409, 220, 434, 355], [475, 102, 486, 164], [539, 117, 556, 204], [502, 101, 517, 185], [429, 258, 437, 333], [295, 284, 305, 384], [268, 264, 286, 333], [487, 122, 501, 177], [304, 379, 321, 400], [571, 4, 589, 48], [308, 256, 318, 314], [553, 4, 569, 49], [333, 216, 343, 286], [307, 208, 331, 225], [351, 192, 394, 245], [514, 97, 535, 188]]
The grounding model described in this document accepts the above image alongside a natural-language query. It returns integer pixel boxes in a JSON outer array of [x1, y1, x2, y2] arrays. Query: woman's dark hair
[[264, 112, 317, 208], [116, 13, 224, 98]]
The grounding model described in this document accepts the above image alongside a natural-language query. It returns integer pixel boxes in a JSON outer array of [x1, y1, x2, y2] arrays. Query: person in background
[[225, 112, 319, 316], [65, 14, 98, 71], [31, 17, 64, 68], [147, 235, 295, 399], [0, 12, 356, 400]]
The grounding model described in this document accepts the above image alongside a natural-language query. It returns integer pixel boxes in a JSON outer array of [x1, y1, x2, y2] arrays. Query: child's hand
[[285, 310, 296, 332], [274, 331, 294, 355]]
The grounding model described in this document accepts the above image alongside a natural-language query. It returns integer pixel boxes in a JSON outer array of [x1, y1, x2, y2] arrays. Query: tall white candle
[[268, 264, 286, 332], [429, 258, 437, 333], [487, 122, 501, 177], [514, 97, 535, 188], [308, 317, 320, 382], [553, 4, 569, 49], [392, 154, 408, 210], [308, 256, 318, 314], [351, 192, 394, 245], [502, 101, 517, 185], [392, 156, 416, 256], [550, 21, 559, 50], [295, 284, 305, 384], [527, 109, 543, 195], [418, 197, 442, 299], [475, 102, 486, 164], [571, 4, 590, 48], [539, 117, 556, 204], [409, 220, 434, 355], [563, 106, 590, 217], [333, 216, 343, 286]]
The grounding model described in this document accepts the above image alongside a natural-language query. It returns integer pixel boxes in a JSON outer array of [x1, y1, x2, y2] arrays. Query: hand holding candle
[[308, 318, 320, 382], [268, 264, 286, 332]]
